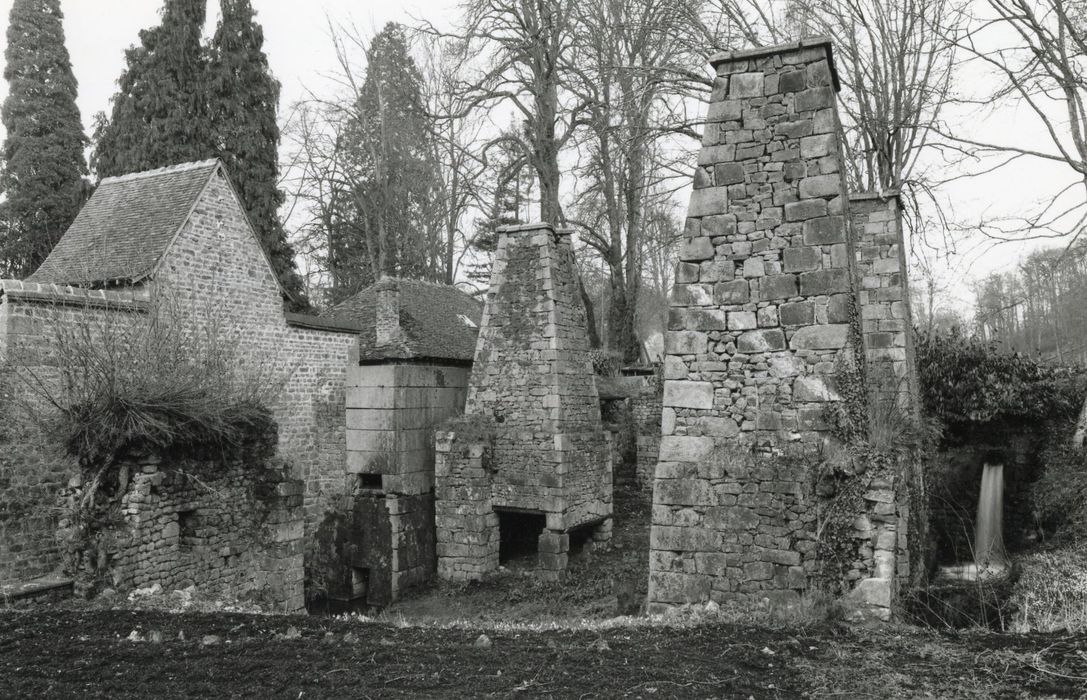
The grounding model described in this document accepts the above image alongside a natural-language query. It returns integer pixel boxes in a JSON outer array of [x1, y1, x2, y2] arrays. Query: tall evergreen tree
[[0, 0, 87, 278], [332, 22, 441, 299], [92, 0, 215, 177], [210, 0, 305, 307]]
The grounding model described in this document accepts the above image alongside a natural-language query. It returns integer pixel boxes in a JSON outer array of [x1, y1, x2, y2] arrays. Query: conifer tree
[[332, 22, 441, 298], [210, 0, 305, 307], [92, 0, 215, 177], [0, 0, 87, 277]]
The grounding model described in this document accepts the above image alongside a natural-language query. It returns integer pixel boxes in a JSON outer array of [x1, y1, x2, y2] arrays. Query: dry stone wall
[[436, 223, 612, 581], [648, 39, 873, 612], [59, 449, 305, 612]]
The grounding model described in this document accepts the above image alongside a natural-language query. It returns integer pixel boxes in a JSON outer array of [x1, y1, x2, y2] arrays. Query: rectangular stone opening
[[355, 473, 383, 493], [567, 523, 596, 560], [350, 567, 369, 600], [177, 509, 199, 549], [497, 510, 545, 564]]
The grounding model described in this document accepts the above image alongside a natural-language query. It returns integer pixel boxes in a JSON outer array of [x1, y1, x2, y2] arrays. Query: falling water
[[974, 462, 1007, 571]]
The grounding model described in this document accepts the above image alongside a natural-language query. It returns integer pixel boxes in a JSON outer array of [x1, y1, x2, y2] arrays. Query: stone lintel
[[709, 36, 841, 92]]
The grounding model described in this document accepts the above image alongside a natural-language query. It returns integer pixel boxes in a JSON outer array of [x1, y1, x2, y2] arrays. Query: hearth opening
[[497, 510, 546, 564]]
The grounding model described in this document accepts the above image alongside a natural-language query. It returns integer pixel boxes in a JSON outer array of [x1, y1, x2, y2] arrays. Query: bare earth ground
[[2, 488, 1087, 698]]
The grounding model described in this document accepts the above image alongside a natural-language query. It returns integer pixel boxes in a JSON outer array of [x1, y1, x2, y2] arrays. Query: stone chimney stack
[[374, 276, 400, 347]]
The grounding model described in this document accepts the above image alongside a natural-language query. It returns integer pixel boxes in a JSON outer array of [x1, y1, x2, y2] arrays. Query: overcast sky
[[0, 0, 1075, 314]]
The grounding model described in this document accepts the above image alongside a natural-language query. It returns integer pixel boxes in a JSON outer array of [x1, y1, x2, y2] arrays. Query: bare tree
[[937, 0, 1087, 243]]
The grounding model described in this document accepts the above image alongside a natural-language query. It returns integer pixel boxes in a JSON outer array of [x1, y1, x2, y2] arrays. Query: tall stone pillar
[[648, 38, 864, 611], [435, 223, 612, 581]]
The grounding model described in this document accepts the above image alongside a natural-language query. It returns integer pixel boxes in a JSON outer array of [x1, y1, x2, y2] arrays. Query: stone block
[[803, 216, 846, 245], [707, 99, 742, 122], [795, 86, 835, 111], [658, 435, 715, 462], [727, 311, 757, 330], [662, 380, 714, 409], [743, 258, 765, 278], [699, 260, 734, 282], [736, 328, 786, 353], [799, 174, 841, 199], [784, 199, 827, 222], [783, 247, 821, 272], [798, 269, 851, 296], [688, 187, 729, 217], [758, 274, 797, 301], [650, 571, 711, 604], [729, 72, 764, 97], [665, 331, 708, 355], [680, 237, 715, 262], [701, 214, 737, 238], [714, 280, 750, 305], [715, 163, 746, 186], [780, 301, 815, 326], [675, 262, 700, 284], [790, 324, 850, 350], [800, 134, 835, 158], [769, 354, 805, 377]]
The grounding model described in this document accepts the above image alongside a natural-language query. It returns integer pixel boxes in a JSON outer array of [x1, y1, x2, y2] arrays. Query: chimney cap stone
[[709, 36, 840, 92]]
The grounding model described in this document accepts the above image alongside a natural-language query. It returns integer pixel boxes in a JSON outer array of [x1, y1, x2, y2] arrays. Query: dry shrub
[[1010, 544, 1087, 632], [24, 293, 286, 468]]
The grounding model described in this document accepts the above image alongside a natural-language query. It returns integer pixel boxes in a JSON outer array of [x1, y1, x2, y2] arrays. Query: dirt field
[[2, 606, 1086, 698], [4, 489, 1086, 698]]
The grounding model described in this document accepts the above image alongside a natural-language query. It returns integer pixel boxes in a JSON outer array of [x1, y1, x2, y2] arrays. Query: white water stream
[[938, 462, 1009, 582]]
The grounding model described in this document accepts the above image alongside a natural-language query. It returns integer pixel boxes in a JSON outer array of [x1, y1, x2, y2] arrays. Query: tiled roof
[[28, 160, 221, 285], [326, 277, 483, 362]]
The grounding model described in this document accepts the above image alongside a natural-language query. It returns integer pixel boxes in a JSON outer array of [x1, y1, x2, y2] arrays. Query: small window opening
[[498, 510, 546, 564], [178, 509, 199, 549], [356, 473, 383, 492]]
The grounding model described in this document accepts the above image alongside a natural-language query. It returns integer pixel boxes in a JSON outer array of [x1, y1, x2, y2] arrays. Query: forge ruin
[[1, 38, 924, 621]]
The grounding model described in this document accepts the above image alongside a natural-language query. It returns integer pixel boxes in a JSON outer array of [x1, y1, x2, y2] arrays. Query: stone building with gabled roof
[[1, 158, 486, 609], [2, 160, 360, 608]]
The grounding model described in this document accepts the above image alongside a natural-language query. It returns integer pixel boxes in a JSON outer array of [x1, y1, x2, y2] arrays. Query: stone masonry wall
[[340, 361, 470, 601], [0, 282, 150, 584], [648, 39, 866, 611], [850, 193, 919, 416], [0, 171, 358, 588], [59, 450, 305, 612], [153, 171, 358, 534], [436, 223, 612, 581]]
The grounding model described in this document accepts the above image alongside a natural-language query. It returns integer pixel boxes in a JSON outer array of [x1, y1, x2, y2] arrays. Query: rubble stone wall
[[436, 223, 612, 581], [61, 450, 305, 612], [648, 39, 869, 611]]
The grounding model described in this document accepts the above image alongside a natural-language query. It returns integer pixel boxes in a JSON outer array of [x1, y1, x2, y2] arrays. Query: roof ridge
[[383, 275, 473, 293], [99, 159, 220, 185]]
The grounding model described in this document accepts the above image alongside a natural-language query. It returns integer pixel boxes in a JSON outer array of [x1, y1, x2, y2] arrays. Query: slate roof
[[29, 160, 221, 286], [326, 277, 483, 362]]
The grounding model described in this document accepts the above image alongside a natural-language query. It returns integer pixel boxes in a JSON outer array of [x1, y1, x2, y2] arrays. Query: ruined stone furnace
[[648, 38, 919, 619], [435, 223, 613, 581]]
